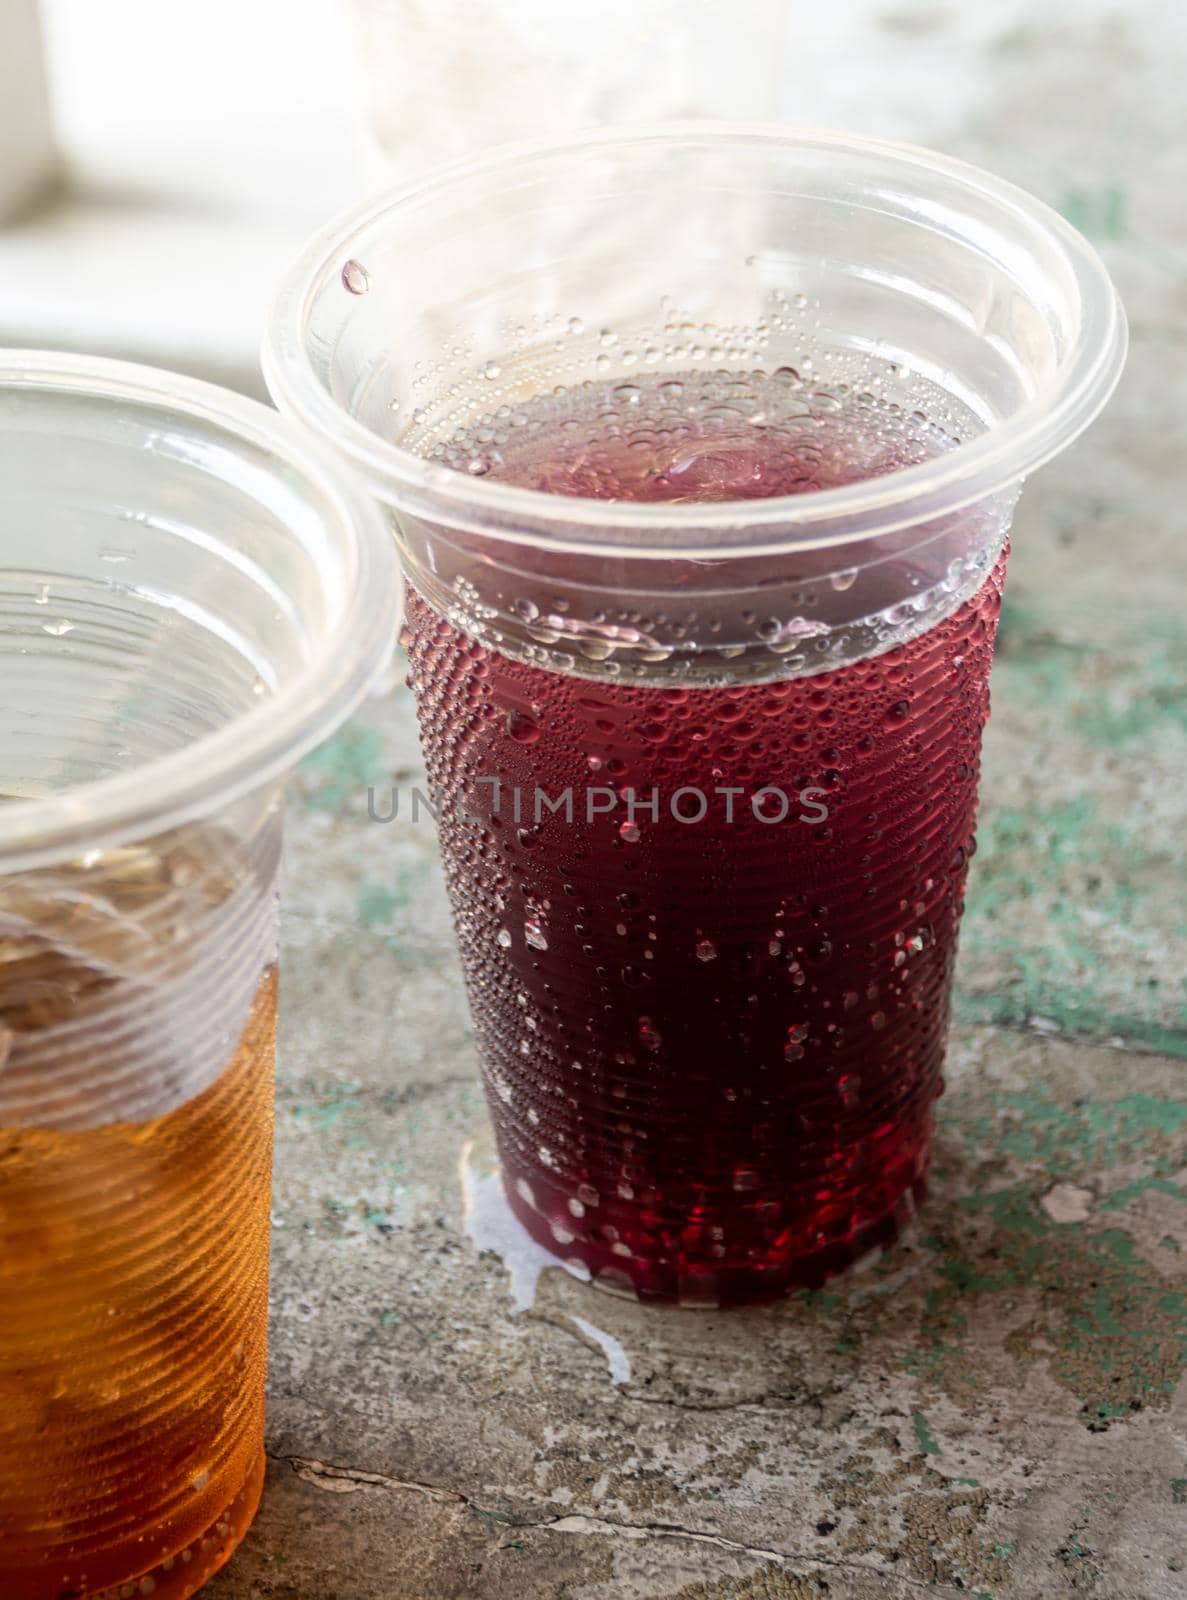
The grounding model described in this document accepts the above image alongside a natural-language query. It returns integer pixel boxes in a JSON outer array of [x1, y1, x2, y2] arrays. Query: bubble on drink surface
[[341, 259, 370, 295]]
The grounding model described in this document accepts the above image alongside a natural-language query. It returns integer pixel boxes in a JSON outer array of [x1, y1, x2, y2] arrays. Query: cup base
[[504, 1170, 928, 1308], [82, 1450, 265, 1600]]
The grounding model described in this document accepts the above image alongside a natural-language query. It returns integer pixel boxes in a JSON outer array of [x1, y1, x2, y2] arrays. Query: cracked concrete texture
[[210, 1008, 1187, 1600], [207, 8, 1185, 1598]]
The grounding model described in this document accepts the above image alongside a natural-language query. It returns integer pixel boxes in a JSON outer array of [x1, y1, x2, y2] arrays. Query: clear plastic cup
[[0, 351, 398, 1597], [266, 125, 1125, 1305]]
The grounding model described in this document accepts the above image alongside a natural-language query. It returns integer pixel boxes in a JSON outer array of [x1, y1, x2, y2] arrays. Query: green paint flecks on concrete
[[908, 1087, 1187, 1417], [963, 597, 1187, 1054], [995, 601, 1187, 746], [357, 881, 404, 927], [959, 787, 1186, 1053], [1099, 1175, 1187, 1211], [913, 1411, 941, 1455], [299, 723, 389, 815], [966, 1085, 1187, 1178], [1172, 1478, 1187, 1504], [1057, 182, 1128, 240], [356, 860, 435, 932], [290, 1080, 365, 1134]]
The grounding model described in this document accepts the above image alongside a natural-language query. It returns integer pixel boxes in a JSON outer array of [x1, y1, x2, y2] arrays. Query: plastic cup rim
[[0, 348, 401, 869], [263, 119, 1127, 559]]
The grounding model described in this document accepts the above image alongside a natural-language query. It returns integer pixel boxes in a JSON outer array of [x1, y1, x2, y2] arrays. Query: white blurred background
[[0, 0, 1171, 395]]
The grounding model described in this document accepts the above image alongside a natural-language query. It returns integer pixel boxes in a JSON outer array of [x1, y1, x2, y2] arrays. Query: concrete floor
[[208, 8, 1186, 1598]]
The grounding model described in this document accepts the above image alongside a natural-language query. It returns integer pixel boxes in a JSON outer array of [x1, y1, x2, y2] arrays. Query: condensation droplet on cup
[[830, 567, 858, 592], [696, 938, 718, 963], [638, 1017, 663, 1052], [525, 921, 549, 952], [341, 259, 370, 295], [482, 360, 502, 381], [42, 619, 74, 637], [496, 928, 513, 949], [837, 1073, 862, 1110], [618, 820, 641, 844], [506, 709, 540, 744], [34, 582, 50, 605], [732, 1166, 760, 1192]]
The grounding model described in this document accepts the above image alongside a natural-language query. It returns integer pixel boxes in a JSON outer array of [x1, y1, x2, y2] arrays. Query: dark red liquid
[[406, 372, 1004, 1304]]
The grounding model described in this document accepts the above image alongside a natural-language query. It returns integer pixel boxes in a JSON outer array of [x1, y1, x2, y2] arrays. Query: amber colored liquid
[[0, 970, 276, 1600]]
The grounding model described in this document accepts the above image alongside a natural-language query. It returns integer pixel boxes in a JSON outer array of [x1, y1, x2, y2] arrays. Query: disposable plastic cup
[[0, 351, 398, 1597], [266, 125, 1125, 1305]]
